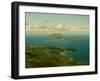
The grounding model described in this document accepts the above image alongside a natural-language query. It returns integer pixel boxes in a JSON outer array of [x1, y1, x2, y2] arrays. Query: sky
[[25, 12, 89, 32]]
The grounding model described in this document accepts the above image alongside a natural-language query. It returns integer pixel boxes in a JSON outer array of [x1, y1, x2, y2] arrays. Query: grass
[[25, 44, 88, 68]]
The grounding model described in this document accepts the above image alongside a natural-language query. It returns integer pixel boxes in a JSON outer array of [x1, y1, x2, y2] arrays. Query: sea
[[26, 31, 89, 63]]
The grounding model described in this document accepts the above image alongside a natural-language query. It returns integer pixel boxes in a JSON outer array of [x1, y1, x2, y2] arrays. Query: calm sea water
[[26, 32, 89, 63]]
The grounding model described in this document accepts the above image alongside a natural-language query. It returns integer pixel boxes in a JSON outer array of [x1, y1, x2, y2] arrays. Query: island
[[50, 33, 63, 39]]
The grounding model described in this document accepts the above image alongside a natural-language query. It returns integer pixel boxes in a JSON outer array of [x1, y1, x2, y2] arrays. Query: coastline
[[25, 44, 89, 68]]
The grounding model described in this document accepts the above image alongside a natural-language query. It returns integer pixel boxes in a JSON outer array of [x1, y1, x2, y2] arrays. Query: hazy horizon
[[25, 12, 89, 33]]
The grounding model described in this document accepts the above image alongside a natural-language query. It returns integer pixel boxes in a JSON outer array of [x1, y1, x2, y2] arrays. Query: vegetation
[[25, 44, 87, 68]]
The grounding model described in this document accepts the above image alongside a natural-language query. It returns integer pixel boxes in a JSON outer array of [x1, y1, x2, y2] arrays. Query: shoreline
[[25, 44, 89, 68]]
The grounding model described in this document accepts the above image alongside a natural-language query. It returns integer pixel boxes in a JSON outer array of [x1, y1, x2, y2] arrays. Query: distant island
[[50, 33, 63, 39], [25, 44, 87, 68]]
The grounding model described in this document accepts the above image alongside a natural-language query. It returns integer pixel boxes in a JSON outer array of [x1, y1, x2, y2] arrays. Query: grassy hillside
[[25, 44, 87, 68]]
